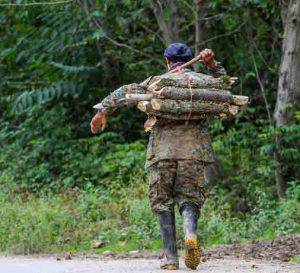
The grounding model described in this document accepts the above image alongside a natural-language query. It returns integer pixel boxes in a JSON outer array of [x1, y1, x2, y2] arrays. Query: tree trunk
[[151, 0, 180, 44], [194, 0, 207, 54], [275, 0, 300, 127], [274, 0, 300, 198]]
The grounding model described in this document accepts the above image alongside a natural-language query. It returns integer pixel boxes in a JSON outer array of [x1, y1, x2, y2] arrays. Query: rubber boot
[[181, 204, 201, 270], [157, 211, 179, 270]]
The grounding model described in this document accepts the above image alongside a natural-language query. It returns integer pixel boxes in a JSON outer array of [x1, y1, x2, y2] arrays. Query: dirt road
[[0, 256, 298, 273], [0, 235, 298, 273]]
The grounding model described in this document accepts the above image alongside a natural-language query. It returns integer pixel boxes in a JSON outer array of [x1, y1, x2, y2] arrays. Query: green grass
[[0, 171, 299, 254], [290, 256, 300, 263]]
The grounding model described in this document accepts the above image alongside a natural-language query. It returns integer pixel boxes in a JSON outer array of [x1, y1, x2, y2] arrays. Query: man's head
[[164, 43, 192, 68]]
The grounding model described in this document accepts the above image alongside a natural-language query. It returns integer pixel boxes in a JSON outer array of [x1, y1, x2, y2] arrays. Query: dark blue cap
[[164, 43, 192, 62]]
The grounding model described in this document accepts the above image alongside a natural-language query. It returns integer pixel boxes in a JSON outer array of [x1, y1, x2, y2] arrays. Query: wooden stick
[[169, 53, 202, 73]]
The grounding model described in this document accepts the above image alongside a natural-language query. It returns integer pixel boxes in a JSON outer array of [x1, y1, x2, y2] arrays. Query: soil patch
[[204, 233, 300, 262]]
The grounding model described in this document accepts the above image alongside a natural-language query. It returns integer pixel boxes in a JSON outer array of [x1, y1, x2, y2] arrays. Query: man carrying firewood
[[90, 43, 226, 270]]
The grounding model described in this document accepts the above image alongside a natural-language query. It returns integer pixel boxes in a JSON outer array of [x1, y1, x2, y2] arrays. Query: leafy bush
[[0, 160, 298, 254], [199, 182, 300, 246]]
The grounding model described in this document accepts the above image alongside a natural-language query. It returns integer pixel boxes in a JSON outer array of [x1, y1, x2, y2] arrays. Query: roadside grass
[[0, 171, 299, 254], [290, 256, 300, 263]]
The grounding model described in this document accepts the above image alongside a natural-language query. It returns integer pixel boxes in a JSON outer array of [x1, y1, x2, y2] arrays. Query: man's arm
[[94, 86, 127, 113], [198, 48, 226, 77], [91, 83, 147, 133], [91, 86, 128, 134]]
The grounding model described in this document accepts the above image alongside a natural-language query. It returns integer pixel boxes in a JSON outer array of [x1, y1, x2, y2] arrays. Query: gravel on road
[[0, 256, 298, 273]]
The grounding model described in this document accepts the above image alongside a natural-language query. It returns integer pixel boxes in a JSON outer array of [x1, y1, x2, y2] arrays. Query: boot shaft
[[180, 203, 200, 239], [157, 211, 178, 260]]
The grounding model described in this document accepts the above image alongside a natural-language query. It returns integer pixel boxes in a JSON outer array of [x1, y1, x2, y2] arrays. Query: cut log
[[148, 74, 236, 91], [138, 100, 222, 120], [144, 116, 157, 132], [154, 87, 233, 102], [232, 95, 249, 106], [127, 92, 248, 107], [126, 94, 153, 101], [146, 111, 215, 120], [228, 105, 239, 116], [137, 101, 153, 112], [124, 83, 148, 94], [151, 99, 230, 115], [137, 101, 236, 119]]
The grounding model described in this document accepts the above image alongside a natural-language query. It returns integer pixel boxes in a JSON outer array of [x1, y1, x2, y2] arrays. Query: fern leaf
[[13, 81, 83, 113], [50, 62, 95, 73]]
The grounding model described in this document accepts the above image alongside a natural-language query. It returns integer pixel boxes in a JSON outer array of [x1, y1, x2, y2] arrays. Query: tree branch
[[0, 0, 74, 6], [151, 0, 172, 44], [197, 21, 246, 46], [194, 0, 206, 54], [251, 53, 272, 124], [77, 0, 164, 67]]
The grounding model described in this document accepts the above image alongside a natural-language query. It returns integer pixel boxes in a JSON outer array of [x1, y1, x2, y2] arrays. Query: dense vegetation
[[0, 0, 299, 254]]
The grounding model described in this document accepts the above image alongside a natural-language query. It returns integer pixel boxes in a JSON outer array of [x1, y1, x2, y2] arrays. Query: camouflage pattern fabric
[[145, 118, 214, 168], [199, 61, 226, 78], [101, 86, 128, 113], [148, 160, 208, 214]]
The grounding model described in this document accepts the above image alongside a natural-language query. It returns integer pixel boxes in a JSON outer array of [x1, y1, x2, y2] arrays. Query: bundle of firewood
[[124, 73, 249, 121]]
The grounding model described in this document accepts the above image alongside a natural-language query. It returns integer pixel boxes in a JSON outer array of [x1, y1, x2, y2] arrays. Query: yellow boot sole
[[161, 262, 179, 270], [161, 264, 179, 270], [184, 236, 201, 270]]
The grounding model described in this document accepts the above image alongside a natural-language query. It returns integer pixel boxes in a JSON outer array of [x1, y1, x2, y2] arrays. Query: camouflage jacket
[[101, 63, 226, 168]]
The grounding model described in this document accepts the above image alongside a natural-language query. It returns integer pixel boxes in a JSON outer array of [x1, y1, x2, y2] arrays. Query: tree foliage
[[0, 0, 299, 213]]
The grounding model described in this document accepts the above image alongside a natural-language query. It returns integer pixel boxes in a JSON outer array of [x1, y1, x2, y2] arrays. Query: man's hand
[[199, 48, 217, 68], [90, 109, 107, 134]]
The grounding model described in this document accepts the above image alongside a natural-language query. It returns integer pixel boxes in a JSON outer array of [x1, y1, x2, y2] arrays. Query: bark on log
[[154, 87, 233, 102], [151, 99, 230, 115], [138, 100, 218, 120], [148, 75, 236, 91], [127, 92, 248, 107], [124, 83, 148, 94], [147, 111, 213, 120], [126, 94, 153, 101]]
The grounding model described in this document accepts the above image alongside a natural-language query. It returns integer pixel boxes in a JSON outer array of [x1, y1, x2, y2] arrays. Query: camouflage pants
[[148, 160, 208, 214]]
